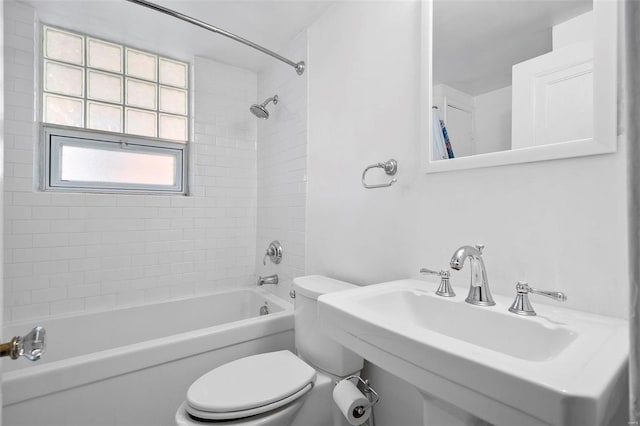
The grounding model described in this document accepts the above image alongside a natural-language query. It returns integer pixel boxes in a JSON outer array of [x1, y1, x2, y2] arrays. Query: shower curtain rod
[[124, 0, 306, 76]]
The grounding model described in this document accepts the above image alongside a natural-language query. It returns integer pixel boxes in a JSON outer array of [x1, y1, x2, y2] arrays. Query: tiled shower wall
[[3, 1, 258, 323], [254, 32, 307, 301]]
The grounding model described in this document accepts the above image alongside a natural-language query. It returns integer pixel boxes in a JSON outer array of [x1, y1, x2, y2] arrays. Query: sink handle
[[419, 268, 442, 276], [419, 268, 455, 297], [508, 282, 566, 316], [515, 282, 566, 301]]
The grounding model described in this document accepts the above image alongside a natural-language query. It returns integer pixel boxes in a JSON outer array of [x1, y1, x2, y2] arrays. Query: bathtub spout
[[257, 274, 279, 286]]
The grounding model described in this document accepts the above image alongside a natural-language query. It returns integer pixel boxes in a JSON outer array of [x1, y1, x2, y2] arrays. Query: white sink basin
[[358, 289, 578, 362], [318, 279, 628, 426]]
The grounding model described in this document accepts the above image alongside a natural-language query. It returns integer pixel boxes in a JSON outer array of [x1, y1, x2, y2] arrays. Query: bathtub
[[2, 288, 294, 426]]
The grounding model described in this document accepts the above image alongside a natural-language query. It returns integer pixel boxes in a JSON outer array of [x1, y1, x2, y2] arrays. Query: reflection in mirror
[[431, 0, 593, 161]]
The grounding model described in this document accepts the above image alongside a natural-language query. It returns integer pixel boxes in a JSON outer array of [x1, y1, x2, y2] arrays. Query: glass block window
[[42, 26, 189, 142]]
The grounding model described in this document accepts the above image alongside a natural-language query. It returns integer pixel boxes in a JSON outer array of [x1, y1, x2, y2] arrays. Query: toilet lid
[[186, 350, 316, 415], [185, 383, 312, 421]]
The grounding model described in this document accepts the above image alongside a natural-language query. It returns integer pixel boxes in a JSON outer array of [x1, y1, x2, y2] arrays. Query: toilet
[[175, 275, 364, 426]]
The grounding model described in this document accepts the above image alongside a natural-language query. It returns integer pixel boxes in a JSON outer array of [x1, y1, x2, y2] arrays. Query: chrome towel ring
[[362, 159, 398, 189]]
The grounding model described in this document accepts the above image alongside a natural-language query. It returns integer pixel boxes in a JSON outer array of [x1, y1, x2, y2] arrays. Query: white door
[[445, 105, 474, 158]]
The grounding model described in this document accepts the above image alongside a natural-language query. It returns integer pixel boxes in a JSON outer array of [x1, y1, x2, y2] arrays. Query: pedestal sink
[[318, 279, 628, 426]]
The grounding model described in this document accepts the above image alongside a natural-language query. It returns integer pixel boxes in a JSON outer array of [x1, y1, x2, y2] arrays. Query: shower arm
[[124, 0, 306, 76]]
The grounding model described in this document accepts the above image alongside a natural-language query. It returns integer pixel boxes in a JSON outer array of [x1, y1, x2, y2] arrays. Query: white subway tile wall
[[4, 1, 258, 323], [254, 32, 307, 302]]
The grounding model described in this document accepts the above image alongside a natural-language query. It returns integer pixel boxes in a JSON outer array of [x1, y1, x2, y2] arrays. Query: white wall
[[307, 0, 421, 287], [308, 1, 627, 424], [474, 85, 511, 154], [307, 0, 627, 319], [3, 1, 259, 323], [254, 32, 308, 302]]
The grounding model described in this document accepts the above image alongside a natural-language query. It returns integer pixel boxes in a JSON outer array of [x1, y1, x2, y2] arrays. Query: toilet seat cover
[[187, 350, 316, 414], [185, 383, 312, 421]]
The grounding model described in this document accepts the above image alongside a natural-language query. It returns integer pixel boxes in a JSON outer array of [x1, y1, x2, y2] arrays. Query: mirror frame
[[421, 0, 618, 174]]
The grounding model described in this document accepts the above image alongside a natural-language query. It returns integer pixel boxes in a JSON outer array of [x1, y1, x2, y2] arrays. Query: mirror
[[422, 0, 618, 173]]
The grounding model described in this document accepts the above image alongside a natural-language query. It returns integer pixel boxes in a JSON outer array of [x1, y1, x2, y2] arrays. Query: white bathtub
[[2, 288, 294, 426]]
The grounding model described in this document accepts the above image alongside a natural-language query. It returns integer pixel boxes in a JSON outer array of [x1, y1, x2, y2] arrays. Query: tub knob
[[0, 326, 46, 361], [263, 240, 283, 265]]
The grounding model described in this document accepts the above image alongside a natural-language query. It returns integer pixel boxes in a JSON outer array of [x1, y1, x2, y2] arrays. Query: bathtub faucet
[[257, 274, 279, 286]]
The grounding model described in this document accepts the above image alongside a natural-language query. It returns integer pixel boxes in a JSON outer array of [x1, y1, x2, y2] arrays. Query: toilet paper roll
[[332, 380, 371, 426]]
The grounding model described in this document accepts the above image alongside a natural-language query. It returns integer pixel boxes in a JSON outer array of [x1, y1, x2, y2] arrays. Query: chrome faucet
[[257, 274, 279, 286], [449, 244, 495, 306]]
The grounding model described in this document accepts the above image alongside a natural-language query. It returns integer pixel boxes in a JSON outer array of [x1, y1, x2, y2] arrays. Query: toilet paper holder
[[336, 375, 380, 418]]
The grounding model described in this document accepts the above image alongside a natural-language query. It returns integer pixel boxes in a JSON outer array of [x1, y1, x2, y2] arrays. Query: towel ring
[[362, 159, 398, 189]]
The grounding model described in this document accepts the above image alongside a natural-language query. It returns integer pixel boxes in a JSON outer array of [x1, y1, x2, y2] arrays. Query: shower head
[[250, 95, 278, 119]]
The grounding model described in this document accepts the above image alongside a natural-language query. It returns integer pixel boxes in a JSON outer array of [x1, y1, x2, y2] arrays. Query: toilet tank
[[293, 275, 364, 376]]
